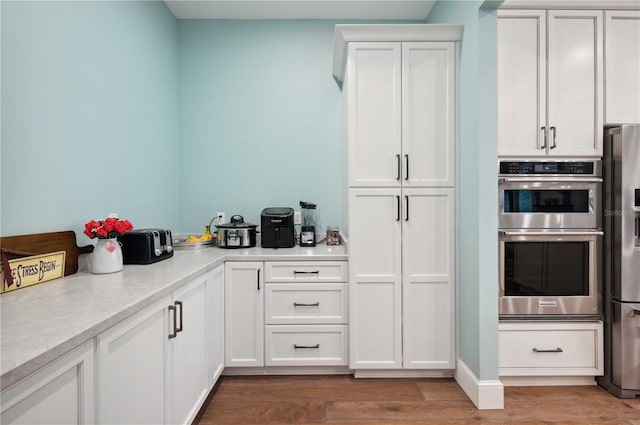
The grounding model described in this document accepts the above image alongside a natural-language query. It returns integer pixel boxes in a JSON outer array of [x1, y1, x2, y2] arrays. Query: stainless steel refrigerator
[[598, 124, 640, 398]]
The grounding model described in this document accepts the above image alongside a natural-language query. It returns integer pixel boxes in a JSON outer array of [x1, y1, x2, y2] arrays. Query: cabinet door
[[605, 11, 640, 124], [97, 297, 169, 425], [348, 188, 402, 369], [171, 276, 208, 425], [402, 42, 456, 187], [225, 261, 264, 367], [402, 188, 455, 369], [547, 10, 603, 157], [1, 341, 95, 425], [206, 264, 225, 389], [497, 10, 546, 157], [347, 42, 402, 187]]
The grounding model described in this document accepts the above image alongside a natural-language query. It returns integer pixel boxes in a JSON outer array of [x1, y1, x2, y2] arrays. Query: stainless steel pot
[[216, 215, 257, 248]]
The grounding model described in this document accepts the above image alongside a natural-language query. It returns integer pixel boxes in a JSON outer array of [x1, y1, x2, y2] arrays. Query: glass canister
[[326, 226, 340, 245]]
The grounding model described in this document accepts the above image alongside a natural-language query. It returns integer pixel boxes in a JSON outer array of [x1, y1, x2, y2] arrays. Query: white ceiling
[[163, 0, 437, 20]]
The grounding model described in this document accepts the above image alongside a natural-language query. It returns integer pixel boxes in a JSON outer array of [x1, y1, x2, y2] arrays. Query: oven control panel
[[499, 161, 596, 175]]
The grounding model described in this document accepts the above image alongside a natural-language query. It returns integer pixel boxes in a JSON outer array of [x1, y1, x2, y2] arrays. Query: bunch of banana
[[186, 226, 213, 243]]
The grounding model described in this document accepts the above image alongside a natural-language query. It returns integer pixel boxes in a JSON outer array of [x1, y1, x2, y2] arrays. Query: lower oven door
[[499, 230, 602, 317]]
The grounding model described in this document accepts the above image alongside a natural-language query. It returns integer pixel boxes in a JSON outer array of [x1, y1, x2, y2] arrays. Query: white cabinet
[[97, 272, 213, 425], [170, 275, 208, 425], [344, 36, 457, 372], [348, 188, 455, 369], [498, 10, 603, 157], [347, 42, 455, 187], [1, 341, 95, 425], [97, 297, 170, 425], [225, 261, 264, 367], [263, 261, 349, 367], [499, 321, 603, 377], [206, 264, 225, 388], [605, 11, 640, 124]]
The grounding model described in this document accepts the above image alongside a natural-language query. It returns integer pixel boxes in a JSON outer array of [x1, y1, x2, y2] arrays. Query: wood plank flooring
[[195, 376, 640, 425]]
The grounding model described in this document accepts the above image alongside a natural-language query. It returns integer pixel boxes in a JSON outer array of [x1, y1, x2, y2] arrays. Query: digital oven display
[[534, 163, 558, 173]]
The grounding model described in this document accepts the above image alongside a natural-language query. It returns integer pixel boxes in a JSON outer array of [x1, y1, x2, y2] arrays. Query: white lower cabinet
[[225, 262, 264, 367], [97, 271, 217, 425], [349, 188, 455, 370], [499, 321, 603, 377], [1, 341, 95, 425], [206, 264, 225, 388]]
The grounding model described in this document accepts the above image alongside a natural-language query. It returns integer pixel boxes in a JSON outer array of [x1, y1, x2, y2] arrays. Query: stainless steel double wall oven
[[498, 159, 603, 318]]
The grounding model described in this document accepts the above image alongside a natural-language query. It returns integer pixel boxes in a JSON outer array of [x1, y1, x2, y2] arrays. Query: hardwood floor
[[195, 376, 640, 425]]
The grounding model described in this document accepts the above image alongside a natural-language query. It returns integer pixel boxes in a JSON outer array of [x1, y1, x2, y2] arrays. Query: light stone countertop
[[0, 244, 347, 390]]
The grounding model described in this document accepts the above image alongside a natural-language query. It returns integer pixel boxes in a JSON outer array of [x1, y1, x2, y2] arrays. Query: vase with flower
[[84, 215, 134, 274]]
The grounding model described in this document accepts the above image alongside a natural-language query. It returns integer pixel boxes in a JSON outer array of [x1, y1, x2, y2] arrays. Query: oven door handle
[[499, 177, 603, 184], [499, 230, 604, 237]]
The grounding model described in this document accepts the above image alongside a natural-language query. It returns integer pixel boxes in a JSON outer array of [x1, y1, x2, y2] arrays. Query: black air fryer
[[261, 207, 295, 248]]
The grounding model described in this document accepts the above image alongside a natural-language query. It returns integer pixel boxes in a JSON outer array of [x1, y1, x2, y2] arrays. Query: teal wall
[[427, 1, 499, 380], [1, 1, 179, 241]]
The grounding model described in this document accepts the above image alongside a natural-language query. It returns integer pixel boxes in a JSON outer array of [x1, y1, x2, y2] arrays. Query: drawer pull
[[293, 302, 320, 307], [294, 344, 320, 349], [293, 270, 320, 275], [533, 347, 563, 353]]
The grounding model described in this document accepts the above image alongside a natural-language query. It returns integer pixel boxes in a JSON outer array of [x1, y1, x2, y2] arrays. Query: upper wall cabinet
[[345, 41, 456, 187], [605, 11, 640, 124], [498, 10, 603, 157]]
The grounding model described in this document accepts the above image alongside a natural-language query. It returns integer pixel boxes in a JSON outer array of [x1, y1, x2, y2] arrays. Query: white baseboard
[[223, 366, 351, 376], [500, 375, 597, 386], [353, 369, 453, 379], [455, 359, 504, 409]]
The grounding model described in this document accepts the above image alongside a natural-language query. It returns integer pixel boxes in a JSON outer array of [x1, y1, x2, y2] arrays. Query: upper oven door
[[498, 178, 601, 229]]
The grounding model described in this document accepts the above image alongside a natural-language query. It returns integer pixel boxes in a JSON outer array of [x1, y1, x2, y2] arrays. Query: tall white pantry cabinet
[[336, 26, 460, 372]]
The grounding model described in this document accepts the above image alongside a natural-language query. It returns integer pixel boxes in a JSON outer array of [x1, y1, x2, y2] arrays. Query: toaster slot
[[152, 230, 162, 256]]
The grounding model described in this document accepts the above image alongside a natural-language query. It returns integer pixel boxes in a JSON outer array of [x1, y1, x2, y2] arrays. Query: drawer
[[265, 283, 348, 325], [499, 321, 603, 376], [265, 325, 348, 366], [264, 261, 347, 283]]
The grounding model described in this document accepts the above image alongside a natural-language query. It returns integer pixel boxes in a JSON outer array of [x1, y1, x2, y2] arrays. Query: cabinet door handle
[[532, 347, 563, 353], [293, 302, 320, 307], [168, 305, 177, 339], [404, 154, 409, 181], [405, 195, 409, 221], [396, 196, 400, 221], [294, 344, 320, 349], [396, 154, 401, 181], [635, 215, 639, 238], [175, 301, 183, 333], [540, 126, 547, 149], [294, 270, 320, 275], [550, 126, 557, 149], [257, 269, 261, 291]]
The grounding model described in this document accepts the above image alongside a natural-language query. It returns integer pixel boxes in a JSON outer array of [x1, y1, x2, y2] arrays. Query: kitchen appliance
[[498, 159, 603, 318], [597, 124, 640, 398], [261, 207, 295, 248], [299, 201, 318, 247], [216, 215, 257, 248], [120, 229, 173, 264]]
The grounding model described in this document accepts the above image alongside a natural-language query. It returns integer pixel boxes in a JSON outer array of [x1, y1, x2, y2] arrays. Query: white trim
[[500, 0, 640, 9], [500, 375, 597, 386], [223, 366, 351, 376], [454, 359, 504, 410], [353, 369, 453, 378], [332, 24, 464, 84]]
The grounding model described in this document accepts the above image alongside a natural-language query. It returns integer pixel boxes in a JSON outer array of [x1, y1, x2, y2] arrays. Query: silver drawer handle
[[294, 344, 320, 349], [293, 270, 320, 275], [293, 302, 320, 307], [533, 347, 563, 353]]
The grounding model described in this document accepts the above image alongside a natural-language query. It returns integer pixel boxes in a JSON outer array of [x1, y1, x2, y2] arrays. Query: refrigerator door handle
[[633, 307, 640, 316], [635, 214, 640, 238]]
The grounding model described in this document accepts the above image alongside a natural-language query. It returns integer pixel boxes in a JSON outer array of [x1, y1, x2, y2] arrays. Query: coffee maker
[[299, 201, 318, 247]]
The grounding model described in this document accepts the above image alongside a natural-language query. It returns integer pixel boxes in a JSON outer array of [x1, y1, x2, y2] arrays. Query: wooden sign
[[1, 251, 66, 294]]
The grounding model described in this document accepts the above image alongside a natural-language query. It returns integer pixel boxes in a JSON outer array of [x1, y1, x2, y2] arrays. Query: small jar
[[326, 226, 340, 245]]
